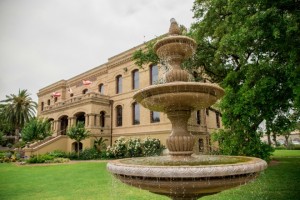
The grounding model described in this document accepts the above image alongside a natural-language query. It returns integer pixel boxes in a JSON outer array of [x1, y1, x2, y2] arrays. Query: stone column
[[88, 113, 96, 127], [95, 114, 100, 127], [85, 114, 89, 127], [56, 120, 61, 136]]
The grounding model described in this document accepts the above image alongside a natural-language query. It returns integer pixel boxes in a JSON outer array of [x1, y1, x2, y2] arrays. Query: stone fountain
[[107, 19, 267, 200]]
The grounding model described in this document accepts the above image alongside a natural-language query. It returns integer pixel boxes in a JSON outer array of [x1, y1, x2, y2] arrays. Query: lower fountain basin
[[107, 155, 267, 199], [133, 82, 225, 112]]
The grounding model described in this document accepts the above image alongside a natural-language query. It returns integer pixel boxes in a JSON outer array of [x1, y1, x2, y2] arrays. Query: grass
[[0, 150, 299, 200]]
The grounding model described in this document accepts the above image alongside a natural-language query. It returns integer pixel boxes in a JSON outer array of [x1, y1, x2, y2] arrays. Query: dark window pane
[[116, 106, 122, 126], [151, 111, 160, 123], [133, 102, 140, 125], [132, 70, 139, 89], [150, 65, 158, 85]]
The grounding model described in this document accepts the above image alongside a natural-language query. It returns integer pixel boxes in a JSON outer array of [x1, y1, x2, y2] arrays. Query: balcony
[[41, 92, 110, 114]]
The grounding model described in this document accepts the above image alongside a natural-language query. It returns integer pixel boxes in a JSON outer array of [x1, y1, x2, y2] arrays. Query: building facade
[[24, 43, 223, 156]]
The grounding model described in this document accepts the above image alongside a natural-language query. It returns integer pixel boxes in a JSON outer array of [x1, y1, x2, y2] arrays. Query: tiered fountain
[[107, 19, 267, 200]]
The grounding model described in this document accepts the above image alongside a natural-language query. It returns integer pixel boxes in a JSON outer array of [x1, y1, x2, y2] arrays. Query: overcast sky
[[0, 0, 195, 102]]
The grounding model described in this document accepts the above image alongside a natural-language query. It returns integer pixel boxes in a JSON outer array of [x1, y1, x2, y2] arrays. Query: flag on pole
[[52, 92, 61, 97], [82, 80, 92, 86]]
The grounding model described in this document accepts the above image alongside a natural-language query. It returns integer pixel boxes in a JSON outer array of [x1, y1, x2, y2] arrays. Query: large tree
[[190, 0, 299, 160], [0, 89, 37, 139]]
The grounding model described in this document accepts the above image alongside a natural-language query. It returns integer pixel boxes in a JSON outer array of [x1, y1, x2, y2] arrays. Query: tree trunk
[[266, 131, 271, 146], [284, 135, 290, 147], [272, 133, 277, 146]]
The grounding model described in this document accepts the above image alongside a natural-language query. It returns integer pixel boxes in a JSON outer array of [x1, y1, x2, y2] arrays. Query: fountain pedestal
[[166, 110, 194, 156]]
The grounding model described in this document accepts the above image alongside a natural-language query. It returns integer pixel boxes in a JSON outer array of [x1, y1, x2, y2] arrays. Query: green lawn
[[0, 150, 299, 200]]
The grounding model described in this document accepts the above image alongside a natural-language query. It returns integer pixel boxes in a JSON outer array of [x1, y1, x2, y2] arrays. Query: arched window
[[116, 105, 122, 127], [116, 75, 122, 94], [132, 69, 139, 89], [54, 97, 58, 102], [196, 110, 201, 125], [72, 142, 83, 153], [98, 83, 104, 94], [47, 99, 50, 105], [150, 65, 158, 85], [41, 102, 44, 111], [100, 111, 105, 127], [150, 111, 160, 123], [132, 102, 140, 125], [82, 89, 88, 94]]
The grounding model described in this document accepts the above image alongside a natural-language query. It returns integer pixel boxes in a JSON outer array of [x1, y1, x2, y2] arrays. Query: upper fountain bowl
[[133, 82, 224, 112], [154, 35, 197, 62]]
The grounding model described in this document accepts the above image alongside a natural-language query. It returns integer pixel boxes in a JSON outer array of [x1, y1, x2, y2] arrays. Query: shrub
[[106, 137, 127, 158], [26, 154, 54, 164], [79, 148, 102, 160], [127, 138, 143, 157], [143, 137, 164, 156], [47, 150, 68, 158]]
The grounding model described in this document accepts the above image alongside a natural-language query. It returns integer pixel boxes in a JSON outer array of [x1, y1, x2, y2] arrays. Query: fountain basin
[[133, 82, 224, 112], [107, 155, 267, 199]]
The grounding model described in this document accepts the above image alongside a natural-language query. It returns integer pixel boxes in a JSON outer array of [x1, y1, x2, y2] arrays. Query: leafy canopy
[[22, 118, 52, 143]]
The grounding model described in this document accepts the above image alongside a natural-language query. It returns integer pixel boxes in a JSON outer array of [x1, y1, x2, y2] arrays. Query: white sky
[[0, 0, 195, 102]]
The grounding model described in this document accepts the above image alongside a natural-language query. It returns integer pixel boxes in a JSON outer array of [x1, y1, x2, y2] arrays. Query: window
[[150, 65, 158, 85], [196, 110, 201, 125], [70, 93, 74, 97], [100, 111, 105, 127], [47, 99, 50, 105], [150, 111, 160, 123], [82, 89, 88, 94], [54, 97, 58, 102], [116, 75, 122, 94], [132, 69, 139, 89], [41, 102, 44, 111], [206, 108, 209, 116], [216, 112, 220, 128], [132, 102, 140, 125], [116, 105, 122, 127], [99, 83, 104, 94]]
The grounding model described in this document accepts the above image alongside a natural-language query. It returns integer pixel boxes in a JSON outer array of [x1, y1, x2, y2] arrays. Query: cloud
[[0, 0, 194, 102]]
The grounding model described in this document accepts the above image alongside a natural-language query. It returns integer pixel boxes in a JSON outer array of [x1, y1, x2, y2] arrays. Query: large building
[[24, 42, 222, 156]]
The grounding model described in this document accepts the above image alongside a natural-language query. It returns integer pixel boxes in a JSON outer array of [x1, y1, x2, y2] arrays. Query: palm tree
[[0, 89, 37, 140]]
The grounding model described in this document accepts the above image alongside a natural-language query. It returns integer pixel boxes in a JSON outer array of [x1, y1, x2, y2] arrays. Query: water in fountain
[[107, 18, 267, 200]]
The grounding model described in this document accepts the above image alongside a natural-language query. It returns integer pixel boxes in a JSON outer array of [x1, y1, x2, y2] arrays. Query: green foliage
[[132, 39, 159, 68], [212, 129, 274, 162], [93, 137, 108, 152], [78, 148, 102, 160], [106, 137, 127, 158], [26, 154, 54, 164], [190, 0, 300, 160], [0, 89, 37, 135], [67, 122, 90, 143], [127, 138, 143, 157], [47, 150, 68, 158], [143, 137, 164, 156], [21, 118, 52, 143]]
